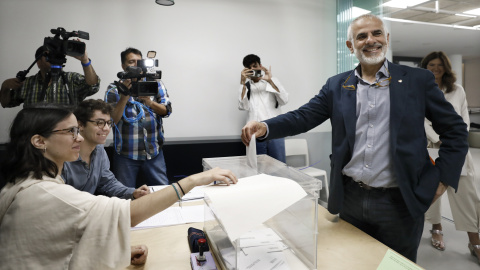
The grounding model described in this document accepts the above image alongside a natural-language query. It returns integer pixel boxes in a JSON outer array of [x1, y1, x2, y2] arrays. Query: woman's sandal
[[430, 229, 446, 251], [468, 243, 480, 265]]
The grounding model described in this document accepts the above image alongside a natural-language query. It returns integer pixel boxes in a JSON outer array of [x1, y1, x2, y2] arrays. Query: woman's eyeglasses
[[86, 119, 113, 129], [51, 127, 80, 140]]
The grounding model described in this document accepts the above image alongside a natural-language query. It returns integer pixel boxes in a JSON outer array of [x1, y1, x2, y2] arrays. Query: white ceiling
[[385, 0, 480, 27], [389, 20, 480, 60], [382, 0, 480, 60]]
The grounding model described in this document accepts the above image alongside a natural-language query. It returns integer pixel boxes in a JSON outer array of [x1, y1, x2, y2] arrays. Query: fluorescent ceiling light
[[455, 13, 476, 18], [352, 7, 371, 18], [463, 8, 480, 16], [384, 17, 480, 31], [382, 0, 429, 9]]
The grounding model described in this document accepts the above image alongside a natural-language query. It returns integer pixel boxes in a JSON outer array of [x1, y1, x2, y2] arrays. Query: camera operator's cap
[[35, 46, 48, 59]]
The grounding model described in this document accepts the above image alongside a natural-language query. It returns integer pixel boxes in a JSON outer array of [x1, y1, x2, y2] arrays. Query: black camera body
[[129, 81, 158, 97], [249, 69, 263, 78], [115, 51, 162, 97], [43, 27, 89, 67], [15, 27, 89, 82]]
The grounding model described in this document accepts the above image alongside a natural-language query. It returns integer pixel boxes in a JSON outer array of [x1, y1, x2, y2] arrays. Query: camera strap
[[60, 72, 76, 105], [39, 72, 51, 102], [38, 72, 75, 105]]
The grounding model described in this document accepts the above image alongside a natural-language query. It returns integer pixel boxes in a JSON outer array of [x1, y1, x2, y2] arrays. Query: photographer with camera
[[238, 54, 288, 162], [0, 40, 99, 108], [105, 47, 172, 187]]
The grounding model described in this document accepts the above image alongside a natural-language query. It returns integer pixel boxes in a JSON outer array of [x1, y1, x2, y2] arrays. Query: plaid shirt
[[105, 81, 171, 160], [10, 71, 100, 107]]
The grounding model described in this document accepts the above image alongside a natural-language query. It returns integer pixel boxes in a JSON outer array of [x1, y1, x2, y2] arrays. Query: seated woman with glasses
[[0, 104, 237, 269], [63, 99, 151, 200], [421, 51, 480, 263]]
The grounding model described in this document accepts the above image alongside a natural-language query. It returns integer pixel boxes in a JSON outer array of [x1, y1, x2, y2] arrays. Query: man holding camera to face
[[105, 47, 172, 187], [0, 44, 100, 108], [238, 54, 288, 162]]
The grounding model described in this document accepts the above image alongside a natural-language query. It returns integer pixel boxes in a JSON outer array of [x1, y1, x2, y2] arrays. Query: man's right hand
[[119, 79, 132, 97], [1, 78, 23, 107], [431, 181, 448, 205], [2, 78, 23, 90], [241, 121, 267, 146], [133, 184, 150, 199], [240, 68, 252, 84], [110, 82, 132, 124]]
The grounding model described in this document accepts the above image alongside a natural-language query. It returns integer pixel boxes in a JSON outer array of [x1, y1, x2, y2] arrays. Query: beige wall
[[465, 58, 480, 108]]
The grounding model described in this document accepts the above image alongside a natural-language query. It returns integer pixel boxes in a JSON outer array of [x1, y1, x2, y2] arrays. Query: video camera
[[114, 51, 162, 97], [44, 27, 89, 66], [16, 27, 89, 81]]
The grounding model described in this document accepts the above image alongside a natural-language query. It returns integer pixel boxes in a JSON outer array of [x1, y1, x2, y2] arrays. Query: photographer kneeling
[[105, 47, 172, 188], [0, 44, 100, 108]]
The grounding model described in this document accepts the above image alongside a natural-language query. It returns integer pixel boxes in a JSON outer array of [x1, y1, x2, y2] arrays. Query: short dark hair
[[35, 45, 48, 59], [2, 105, 73, 183], [420, 51, 457, 93], [243, 54, 261, 68], [121, 47, 142, 65], [74, 99, 113, 126]]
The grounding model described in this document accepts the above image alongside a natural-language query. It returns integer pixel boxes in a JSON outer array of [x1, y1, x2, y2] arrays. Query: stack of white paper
[[219, 227, 290, 270], [203, 174, 307, 241], [132, 205, 206, 230]]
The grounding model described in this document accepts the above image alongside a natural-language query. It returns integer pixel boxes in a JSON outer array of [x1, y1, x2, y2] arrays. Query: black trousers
[[340, 176, 424, 262]]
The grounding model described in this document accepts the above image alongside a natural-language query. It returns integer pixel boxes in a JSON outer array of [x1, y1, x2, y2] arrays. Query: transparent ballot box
[[202, 155, 321, 270]]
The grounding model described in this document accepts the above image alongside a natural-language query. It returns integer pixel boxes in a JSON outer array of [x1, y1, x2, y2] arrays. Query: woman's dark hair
[[1, 105, 73, 183], [243, 54, 261, 68], [74, 99, 113, 126], [420, 51, 457, 93]]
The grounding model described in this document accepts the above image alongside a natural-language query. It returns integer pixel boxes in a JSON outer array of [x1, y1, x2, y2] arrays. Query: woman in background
[[0, 105, 237, 269], [422, 51, 480, 264]]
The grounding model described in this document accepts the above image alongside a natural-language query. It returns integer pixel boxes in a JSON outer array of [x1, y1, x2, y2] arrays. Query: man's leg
[[142, 149, 169, 186], [369, 189, 424, 262], [256, 140, 267, 155], [112, 153, 142, 188], [266, 138, 286, 163], [340, 177, 424, 262]]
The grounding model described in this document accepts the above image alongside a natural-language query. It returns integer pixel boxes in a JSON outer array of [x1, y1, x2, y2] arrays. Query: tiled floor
[[417, 218, 479, 269]]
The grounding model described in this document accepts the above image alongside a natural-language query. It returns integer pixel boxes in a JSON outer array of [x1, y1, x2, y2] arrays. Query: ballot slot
[[202, 155, 321, 270]]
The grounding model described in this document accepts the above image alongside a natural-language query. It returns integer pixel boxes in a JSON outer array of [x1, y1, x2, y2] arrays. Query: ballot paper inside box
[[202, 155, 321, 270]]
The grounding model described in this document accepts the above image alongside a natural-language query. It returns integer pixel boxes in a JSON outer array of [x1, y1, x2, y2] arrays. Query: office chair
[[284, 139, 329, 204], [469, 130, 480, 148]]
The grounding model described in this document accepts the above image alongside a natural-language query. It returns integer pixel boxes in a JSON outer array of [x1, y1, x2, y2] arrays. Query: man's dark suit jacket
[[264, 61, 468, 219]]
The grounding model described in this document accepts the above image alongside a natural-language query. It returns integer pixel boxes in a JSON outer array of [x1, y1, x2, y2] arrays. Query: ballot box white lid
[[202, 155, 321, 270]]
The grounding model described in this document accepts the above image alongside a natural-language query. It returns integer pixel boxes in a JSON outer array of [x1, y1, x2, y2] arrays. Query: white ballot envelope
[[246, 134, 258, 170]]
